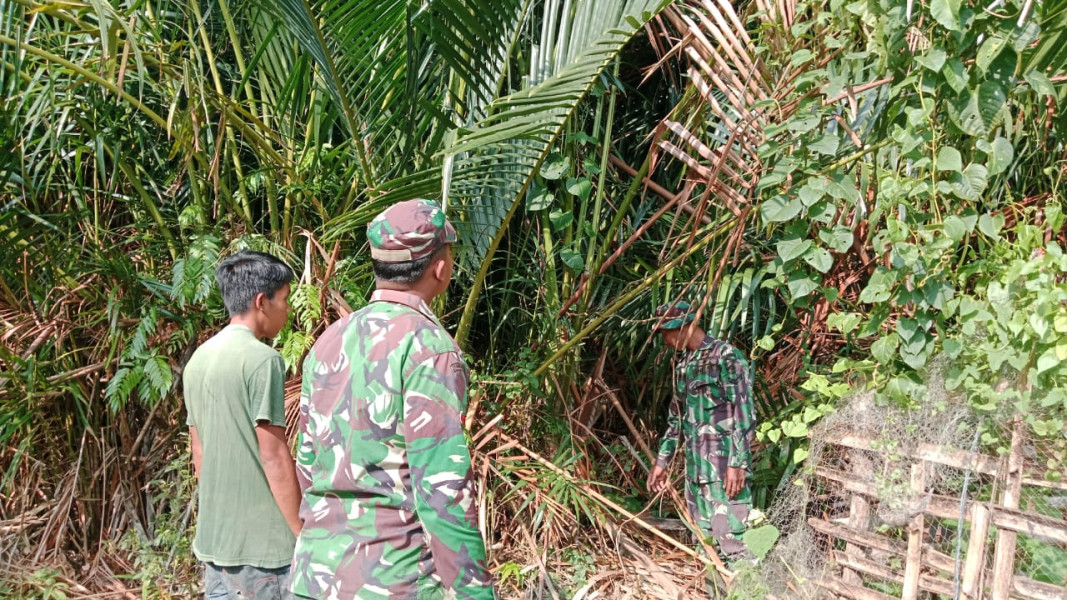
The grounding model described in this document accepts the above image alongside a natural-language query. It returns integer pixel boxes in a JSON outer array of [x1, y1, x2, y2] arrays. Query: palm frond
[[447, 0, 673, 346]]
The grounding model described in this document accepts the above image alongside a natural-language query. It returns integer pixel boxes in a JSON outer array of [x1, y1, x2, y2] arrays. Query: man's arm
[[723, 351, 755, 498], [649, 389, 684, 493], [294, 363, 314, 495], [189, 426, 202, 481], [257, 423, 303, 537], [403, 352, 494, 600]]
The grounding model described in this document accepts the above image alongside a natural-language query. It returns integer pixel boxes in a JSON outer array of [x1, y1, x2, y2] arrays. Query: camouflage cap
[[654, 301, 696, 330], [367, 199, 457, 262]]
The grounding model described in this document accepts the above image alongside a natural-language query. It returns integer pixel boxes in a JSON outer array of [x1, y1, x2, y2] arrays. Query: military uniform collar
[[678, 335, 719, 363], [370, 289, 440, 323]]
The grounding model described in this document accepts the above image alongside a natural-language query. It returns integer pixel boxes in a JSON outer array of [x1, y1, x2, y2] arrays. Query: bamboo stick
[[807, 517, 956, 573], [960, 502, 991, 600], [1012, 575, 1067, 600], [991, 420, 1026, 600], [843, 449, 871, 589], [814, 466, 1067, 543], [813, 577, 896, 600], [834, 553, 955, 596], [901, 462, 925, 600], [830, 434, 1067, 491]]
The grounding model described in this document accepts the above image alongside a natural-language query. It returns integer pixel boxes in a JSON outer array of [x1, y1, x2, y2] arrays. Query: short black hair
[[371, 254, 434, 284], [215, 250, 294, 317]]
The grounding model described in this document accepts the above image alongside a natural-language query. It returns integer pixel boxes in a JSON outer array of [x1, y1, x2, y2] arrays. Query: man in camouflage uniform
[[647, 302, 757, 564], [291, 199, 494, 600]]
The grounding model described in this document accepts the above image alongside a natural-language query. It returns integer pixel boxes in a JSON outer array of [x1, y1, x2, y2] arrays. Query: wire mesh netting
[[746, 370, 1067, 600]]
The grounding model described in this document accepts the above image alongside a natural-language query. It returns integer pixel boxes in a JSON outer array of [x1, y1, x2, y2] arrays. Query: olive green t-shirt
[[183, 324, 295, 568]]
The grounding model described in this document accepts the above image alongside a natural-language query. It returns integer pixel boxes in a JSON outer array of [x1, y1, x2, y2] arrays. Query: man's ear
[[251, 292, 267, 312], [432, 255, 447, 280]]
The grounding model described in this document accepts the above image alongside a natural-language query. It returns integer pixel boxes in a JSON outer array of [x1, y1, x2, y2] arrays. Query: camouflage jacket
[[655, 335, 755, 483], [291, 290, 494, 600]]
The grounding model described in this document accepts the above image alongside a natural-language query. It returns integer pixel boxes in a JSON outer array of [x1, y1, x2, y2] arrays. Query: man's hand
[[647, 465, 668, 494], [724, 466, 746, 499]]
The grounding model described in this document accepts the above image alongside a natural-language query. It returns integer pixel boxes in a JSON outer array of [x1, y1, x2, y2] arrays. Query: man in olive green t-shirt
[[183, 251, 301, 599]]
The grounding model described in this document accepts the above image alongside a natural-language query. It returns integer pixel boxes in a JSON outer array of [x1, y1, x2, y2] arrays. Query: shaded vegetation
[[1, 0, 1065, 595]]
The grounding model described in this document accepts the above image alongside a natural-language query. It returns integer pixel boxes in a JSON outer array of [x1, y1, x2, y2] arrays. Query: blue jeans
[[204, 562, 294, 600]]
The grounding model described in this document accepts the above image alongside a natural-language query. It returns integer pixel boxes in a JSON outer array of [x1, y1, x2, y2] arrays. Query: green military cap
[[367, 199, 458, 262], [654, 301, 696, 330]]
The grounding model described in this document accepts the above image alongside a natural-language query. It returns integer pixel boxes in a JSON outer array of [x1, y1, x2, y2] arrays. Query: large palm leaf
[[263, 0, 527, 187], [273, 0, 672, 347]]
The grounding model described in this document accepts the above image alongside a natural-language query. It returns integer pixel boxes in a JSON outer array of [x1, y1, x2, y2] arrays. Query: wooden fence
[[809, 421, 1067, 600]]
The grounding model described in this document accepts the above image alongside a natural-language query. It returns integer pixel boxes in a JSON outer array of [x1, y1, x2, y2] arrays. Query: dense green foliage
[[1, 0, 1065, 594]]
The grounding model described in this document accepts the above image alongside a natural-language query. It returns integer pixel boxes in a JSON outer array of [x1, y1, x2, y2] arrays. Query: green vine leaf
[[762, 194, 804, 223], [937, 147, 963, 172], [949, 82, 1006, 136], [777, 237, 813, 262], [931, 0, 961, 31]]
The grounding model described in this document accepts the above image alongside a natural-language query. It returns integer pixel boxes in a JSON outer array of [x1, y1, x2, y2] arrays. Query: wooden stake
[[901, 462, 926, 600], [991, 419, 1026, 600], [843, 449, 871, 588], [960, 502, 991, 600]]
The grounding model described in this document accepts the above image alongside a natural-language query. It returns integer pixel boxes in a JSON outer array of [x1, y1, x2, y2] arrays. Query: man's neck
[[375, 281, 436, 305], [684, 327, 707, 351], [229, 314, 264, 339]]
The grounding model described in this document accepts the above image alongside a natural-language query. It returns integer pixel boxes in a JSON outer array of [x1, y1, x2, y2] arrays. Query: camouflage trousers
[[684, 479, 752, 561], [204, 562, 294, 600]]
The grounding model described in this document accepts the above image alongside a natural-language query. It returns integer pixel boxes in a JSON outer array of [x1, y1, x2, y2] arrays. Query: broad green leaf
[[897, 317, 920, 343], [743, 525, 780, 560], [1013, 21, 1041, 52], [1036, 348, 1058, 374], [943, 215, 971, 241], [804, 247, 834, 273], [559, 249, 584, 271], [1029, 313, 1049, 339], [566, 177, 592, 201], [976, 34, 1009, 73], [819, 226, 854, 252], [899, 344, 930, 369], [799, 182, 826, 207], [985, 137, 1014, 175], [549, 209, 574, 231], [827, 312, 862, 334], [792, 448, 808, 464], [936, 147, 963, 172], [781, 419, 808, 438], [826, 175, 860, 203], [985, 48, 1018, 87], [542, 154, 570, 180], [950, 164, 989, 201], [810, 134, 839, 156], [931, 0, 961, 31], [978, 213, 1005, 238], [809, 201, 837, 224], [777, 238, 813, 262], [943, 338, 963, 358], [1025, 71, 1057, 96], [787, 271, 819, 298], [787, 115, 821, 133], [942, 58, 967, 93], [949, 82, 1006, 136], [528, 183, 554, 211], [859, 268, 896, 304], [761, 194, 804, 223], [871, 335, 898, 364], [915, 48, 947, 72], [1055, 313, 1067, 334]]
